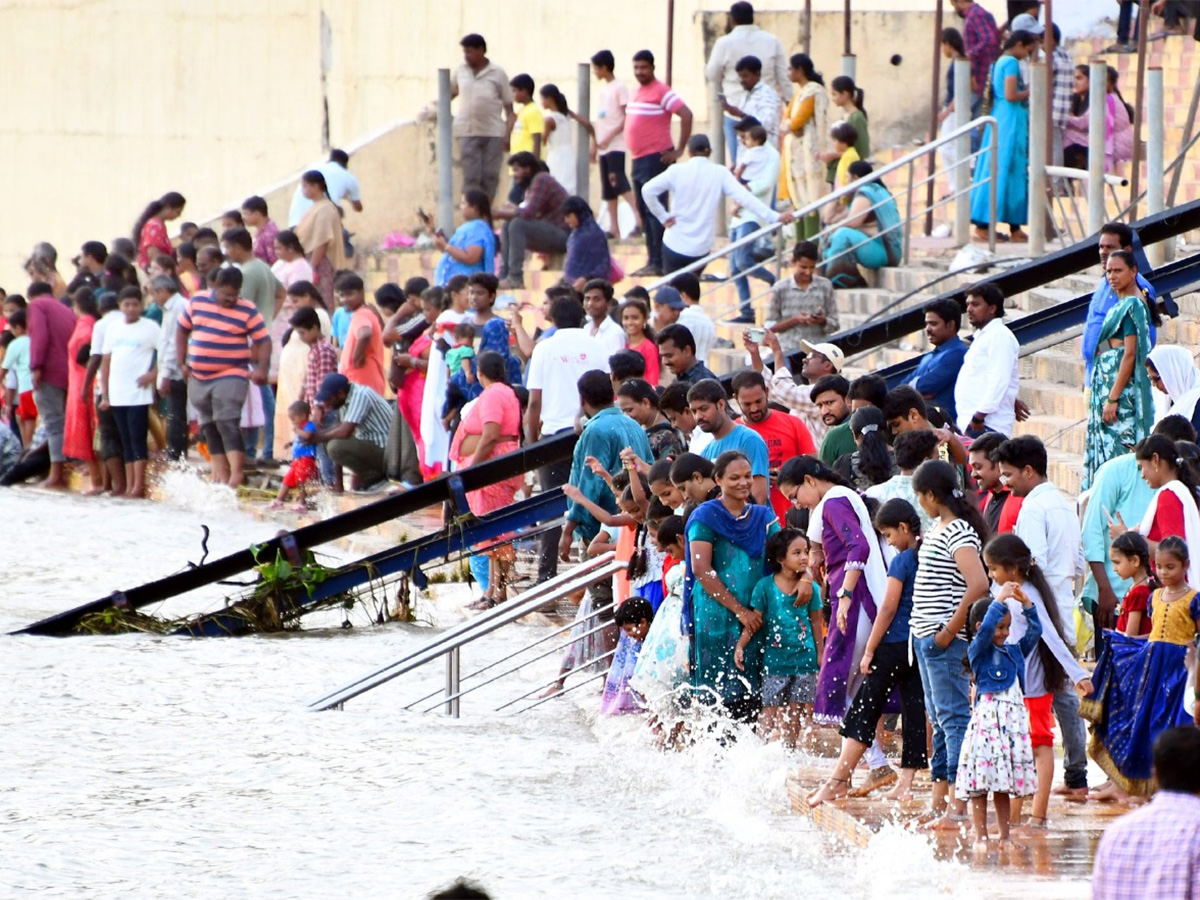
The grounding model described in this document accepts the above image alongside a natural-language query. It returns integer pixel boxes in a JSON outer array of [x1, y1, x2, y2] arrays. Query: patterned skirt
[[955, 682, 1038, 798]]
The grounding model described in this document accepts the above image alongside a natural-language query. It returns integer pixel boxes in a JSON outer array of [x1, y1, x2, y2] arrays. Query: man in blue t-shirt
[[686, 377, 770, 507], [907, 297, 968, 423]]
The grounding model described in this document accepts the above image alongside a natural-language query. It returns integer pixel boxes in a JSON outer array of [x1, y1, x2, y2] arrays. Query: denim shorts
[[762, 673, 817, 707]]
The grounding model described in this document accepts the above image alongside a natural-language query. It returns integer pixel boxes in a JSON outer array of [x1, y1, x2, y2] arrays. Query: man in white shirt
[[582, 279, 627, 359], [287, 149, 364, 227], [642, 134, 790, 275], [668, 274, 716, 370], [525, 295, 611, 583], [720, 57, 782, 146], [589, 50, 643, 237], [994, 433, 1091, 799], [954, 282, 1019, 437], [704, 1, 790, 164]]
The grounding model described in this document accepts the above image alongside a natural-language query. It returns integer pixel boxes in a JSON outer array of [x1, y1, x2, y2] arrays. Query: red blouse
[[137, 217, 173, 270], [1116, 582, 1153, 636], [1146, 490, 1185, 542]]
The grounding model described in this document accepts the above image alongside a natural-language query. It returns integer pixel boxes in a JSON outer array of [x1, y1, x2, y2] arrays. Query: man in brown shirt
[[451, 33, 514, 203]]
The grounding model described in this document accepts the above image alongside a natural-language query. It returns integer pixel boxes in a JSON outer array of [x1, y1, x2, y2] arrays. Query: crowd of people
[[1, 3, 1198, 882]]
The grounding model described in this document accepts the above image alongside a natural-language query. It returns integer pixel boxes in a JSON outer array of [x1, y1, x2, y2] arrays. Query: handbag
[[750, 233, 776, 263], [608, 254, 625, 284]]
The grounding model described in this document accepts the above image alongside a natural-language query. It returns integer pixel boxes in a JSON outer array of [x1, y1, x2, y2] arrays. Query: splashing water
[[0, 488, 1090, 899]]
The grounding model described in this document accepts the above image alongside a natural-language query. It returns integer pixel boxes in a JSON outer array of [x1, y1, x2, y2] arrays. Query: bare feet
[[268, 500, 284, 510], [1054, 785, 1090, 803], [37, 478, 67, 490], [972, 837, 993, 854], [848, 766, 898, 798], [807, 777, 851, 808], [919, 813, 970, 833], [997, 837, 1025, 852], [884, 780, 915, 802], [537, 682, 564, 699]]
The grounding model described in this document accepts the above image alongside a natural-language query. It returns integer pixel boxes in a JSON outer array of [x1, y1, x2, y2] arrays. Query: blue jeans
[[1117, 1, 1140, 41], [632, 154, 669, 270], [730, 222, 776, 315], [662, 245, 707, 277], [914, 634, 971, 783], [970, 91, 985, 156], [723, 116, 739, 167], [1054, 684, 1089, 789], [316, 409, 338, 485]]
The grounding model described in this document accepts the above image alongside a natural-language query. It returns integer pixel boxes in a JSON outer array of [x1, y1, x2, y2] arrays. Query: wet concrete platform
[[785, 762, 1130, 880]]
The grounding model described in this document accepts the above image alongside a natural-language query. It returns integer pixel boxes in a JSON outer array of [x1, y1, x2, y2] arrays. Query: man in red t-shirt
[[967, 431, 1022, 533], [732, 369, 816, 523], [624, 49, 693, 277]]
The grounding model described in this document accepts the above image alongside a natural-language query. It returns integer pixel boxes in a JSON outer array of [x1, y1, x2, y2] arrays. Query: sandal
[[848, 765, 898, 798]]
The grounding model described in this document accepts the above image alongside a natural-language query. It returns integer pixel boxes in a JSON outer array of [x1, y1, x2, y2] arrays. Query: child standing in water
[[735, 528, 824, 749], [270, 400, 319, 511], [957, 592, 1042, 852], [982, 534, 1093, 831]]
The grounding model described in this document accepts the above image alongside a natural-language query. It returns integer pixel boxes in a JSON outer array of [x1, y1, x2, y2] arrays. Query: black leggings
[[111, 405, 149, 462], [840, 640, 928, 771], [201, 418, 245, 456]]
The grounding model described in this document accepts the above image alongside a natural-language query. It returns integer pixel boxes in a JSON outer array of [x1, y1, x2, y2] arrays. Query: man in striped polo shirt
[[303, 372, 393, 493], [625, 49, 693, 277], [177, 266, 270, 488]]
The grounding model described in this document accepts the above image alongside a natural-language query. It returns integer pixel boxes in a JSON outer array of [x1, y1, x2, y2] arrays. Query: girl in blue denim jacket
[[956, 591, 1042, 852]]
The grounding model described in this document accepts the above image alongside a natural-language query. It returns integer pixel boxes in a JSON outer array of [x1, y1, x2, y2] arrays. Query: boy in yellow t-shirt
[[508, 73, 544, 159]]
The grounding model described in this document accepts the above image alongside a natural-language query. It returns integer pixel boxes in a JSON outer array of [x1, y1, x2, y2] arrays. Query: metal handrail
[[308, 552, 625, 711], [411, 601, 617, 713], [640, 116, 999, 298]]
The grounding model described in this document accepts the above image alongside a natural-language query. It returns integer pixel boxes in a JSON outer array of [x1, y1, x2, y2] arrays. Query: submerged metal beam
[[14, 436, 576, 636]]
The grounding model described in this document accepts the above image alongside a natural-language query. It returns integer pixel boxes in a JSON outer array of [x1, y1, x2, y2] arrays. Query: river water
[[1, 481, 1092, 900]]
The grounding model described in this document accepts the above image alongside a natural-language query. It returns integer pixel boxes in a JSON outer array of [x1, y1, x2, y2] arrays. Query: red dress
[[137, 217, 173, 270], [628, 337, 661, 386], [63, 314, 97, 462], [397, 332, 433, 477], [1116, 583, 1153, 636]]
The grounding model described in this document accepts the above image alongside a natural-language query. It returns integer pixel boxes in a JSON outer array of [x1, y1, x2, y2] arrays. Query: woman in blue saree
[[970, 31, 1038, 243], [433, 190, 497, 286], [823, 161, 903, 289], [464, 272, 523, 393], [1083, 250, 1158, 489], [685, 450, 779, 721]]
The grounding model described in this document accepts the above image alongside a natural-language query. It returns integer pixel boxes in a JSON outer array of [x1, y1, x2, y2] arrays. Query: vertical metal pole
[[903, 158, 916, 265], [841, 55, 856, 80], [666, 0, 676, 87], [445, 647, 461, 718], [843, 0, 852, 57], [1044, 0, 1055, 167], [1167, 68, 1200, 208], [954, 58, 971, 245], [1028, 61, 1047, 255], [987, 117, 997, 252], [709, 81, 727, 237], [1128, 0, 1151, 220], [576, 62, 591, 205], [924, 0, 944, 236], [1088, 58, 1108, 236], [1147, 67, 1166, 267], [803, 0, 813, 55], [437, 68, 454, 235]]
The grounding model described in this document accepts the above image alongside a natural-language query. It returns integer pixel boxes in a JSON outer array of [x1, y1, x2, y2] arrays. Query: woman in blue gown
[[970, 31, 1039, 244], [433, 190, 496, 286]]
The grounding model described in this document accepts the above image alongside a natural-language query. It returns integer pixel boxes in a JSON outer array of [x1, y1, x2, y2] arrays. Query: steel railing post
[[576, 62, 591, 206], [953, 59, 972, 245], [437, 68, 454, 235], [1028, 61, 1048, 255], [1088, 58, 1108, 235], [1147, 67, 1165, 267], [445, 646, 461, 718]]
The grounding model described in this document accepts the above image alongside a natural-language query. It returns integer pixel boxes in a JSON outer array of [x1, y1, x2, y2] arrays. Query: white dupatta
[[807, 485, 890, 606], [1138, 479, 1200, 587]]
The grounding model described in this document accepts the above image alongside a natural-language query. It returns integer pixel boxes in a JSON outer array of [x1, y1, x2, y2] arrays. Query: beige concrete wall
[[0, 0, 1011, 289]]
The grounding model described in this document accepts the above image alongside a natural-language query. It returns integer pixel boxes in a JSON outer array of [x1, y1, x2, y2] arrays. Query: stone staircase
[[359, 236, 1200, 500]]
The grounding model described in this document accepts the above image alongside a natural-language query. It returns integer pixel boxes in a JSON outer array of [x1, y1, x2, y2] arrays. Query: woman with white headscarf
[[1147, 345, 1200, 437]]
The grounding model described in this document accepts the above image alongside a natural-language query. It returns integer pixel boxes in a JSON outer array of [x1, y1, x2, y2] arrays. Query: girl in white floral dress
[[957, 590, 1042, 852]]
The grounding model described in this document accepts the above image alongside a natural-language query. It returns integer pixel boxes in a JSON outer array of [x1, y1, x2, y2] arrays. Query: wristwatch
[[838, 587, 853, 599]]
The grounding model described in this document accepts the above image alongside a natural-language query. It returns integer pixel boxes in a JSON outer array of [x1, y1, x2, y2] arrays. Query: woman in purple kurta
[[780, 458, 890, 723]]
